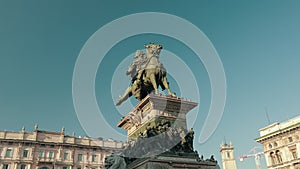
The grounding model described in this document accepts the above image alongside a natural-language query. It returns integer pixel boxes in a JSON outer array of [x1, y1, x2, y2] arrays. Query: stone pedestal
[[105, 94, 220, 169], [117, 94, 198, 139], [127, 154, 220, 169]]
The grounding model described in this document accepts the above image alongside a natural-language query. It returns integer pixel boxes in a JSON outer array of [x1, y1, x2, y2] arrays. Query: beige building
[[220, 142, 237, 169], [0, 125, 125, 169], [256, 115, 300, 169]]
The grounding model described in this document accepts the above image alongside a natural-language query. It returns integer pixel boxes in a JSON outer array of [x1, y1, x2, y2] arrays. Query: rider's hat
[[144, 42, 163, 49]]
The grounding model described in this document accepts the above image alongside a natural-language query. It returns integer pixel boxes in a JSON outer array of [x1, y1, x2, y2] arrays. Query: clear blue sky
[[1, 1, 300, 169]]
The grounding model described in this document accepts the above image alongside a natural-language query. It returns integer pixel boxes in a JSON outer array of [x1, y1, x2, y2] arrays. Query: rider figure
[[126, 50, 146, 88]]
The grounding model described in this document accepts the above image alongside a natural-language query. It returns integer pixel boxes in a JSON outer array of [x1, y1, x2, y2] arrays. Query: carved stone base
[[110, 94, 220, 169], [117, 94, 198, 139], [127, 154, 220, 169]]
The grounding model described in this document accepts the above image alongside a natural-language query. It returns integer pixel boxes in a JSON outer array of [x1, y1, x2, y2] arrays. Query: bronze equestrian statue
[[116, 42, 176, 106]]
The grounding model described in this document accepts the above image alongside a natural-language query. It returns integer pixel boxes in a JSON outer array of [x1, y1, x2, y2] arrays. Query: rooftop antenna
[[265, 107, 271, 125], [223, 136, 227, 145]]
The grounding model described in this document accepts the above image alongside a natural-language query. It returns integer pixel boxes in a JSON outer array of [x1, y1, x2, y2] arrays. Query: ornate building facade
[[220, 142, 237, 169], [0, 125, 125, 169], [256, 115, 300, 169]]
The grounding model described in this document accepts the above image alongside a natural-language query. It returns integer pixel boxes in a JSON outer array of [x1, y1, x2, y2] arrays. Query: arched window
[[268, 144, 272, 149], [270, 152, 276, 165], [275, 150, 283, 163]]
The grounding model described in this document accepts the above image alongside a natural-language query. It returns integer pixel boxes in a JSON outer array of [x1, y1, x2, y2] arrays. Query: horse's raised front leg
[[116, 86, 132, 106], [149, 72, 159, 94], [162, 76, 176, 97]]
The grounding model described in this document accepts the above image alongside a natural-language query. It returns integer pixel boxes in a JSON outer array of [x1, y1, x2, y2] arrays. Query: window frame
[[3, 164, 9, 169], [64, 152, 69, 160], [49, 151, 54, 159], [23, 149, 29, 158], [77, 153, 83, 162], [92, 154, 97, 162], [5, 149, 12, 157], [39, 151, 45, 158], [20, 164, 26, 169], [288, 137, 293, 143]]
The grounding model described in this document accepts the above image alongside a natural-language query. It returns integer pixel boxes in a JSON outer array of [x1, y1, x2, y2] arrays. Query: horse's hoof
[[116, 100, 122, 106], [169, 93, 176, 97]]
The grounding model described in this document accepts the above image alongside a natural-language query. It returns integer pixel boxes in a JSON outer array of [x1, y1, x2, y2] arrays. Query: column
[[14, 163, 18, 169], [296, 142, 300, 158], [282, 147, 290, 162], [0, 146, 2, 158]]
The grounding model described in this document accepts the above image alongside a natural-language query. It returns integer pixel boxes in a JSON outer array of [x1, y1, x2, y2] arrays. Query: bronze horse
[[116, 43, 175, 106]]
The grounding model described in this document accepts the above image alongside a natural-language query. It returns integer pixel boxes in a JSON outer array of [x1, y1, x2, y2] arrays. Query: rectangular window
[[23, 150, 28, 157], [49, 151, 54, 158], [5, 149, 12, 157], [64, 152, 69, 160], [78, 154, 83, 161], [3, 164, 9, 169], [63, 167, 71, 169], [20, 164, 26, 169], [227, 152, 231, 158], [92, 154, 97, 162], [50, 145, 55, 148], [39, 151, 44, 157], [288, 137, 293, 142]]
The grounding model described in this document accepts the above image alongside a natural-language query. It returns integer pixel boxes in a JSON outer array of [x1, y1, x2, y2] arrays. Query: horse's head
[[144, 42, 163, 58]]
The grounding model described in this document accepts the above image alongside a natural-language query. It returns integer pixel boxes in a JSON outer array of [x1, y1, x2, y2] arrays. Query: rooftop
[[256, 115, 300, 142], [0, 125, 125, 149]]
